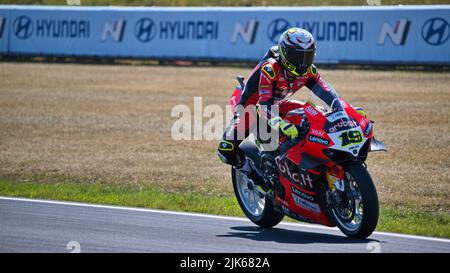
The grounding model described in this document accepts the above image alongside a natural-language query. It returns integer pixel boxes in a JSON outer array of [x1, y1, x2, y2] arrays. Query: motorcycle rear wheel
[[232, 167, 284, 228]]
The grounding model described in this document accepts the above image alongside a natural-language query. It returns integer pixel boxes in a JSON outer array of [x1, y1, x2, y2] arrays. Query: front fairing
[[300, 97, 374, 164]]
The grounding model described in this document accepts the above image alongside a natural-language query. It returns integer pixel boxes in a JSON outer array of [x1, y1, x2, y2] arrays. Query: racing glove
[[268, 117, 299, 139], [355, 107, 367, 117]]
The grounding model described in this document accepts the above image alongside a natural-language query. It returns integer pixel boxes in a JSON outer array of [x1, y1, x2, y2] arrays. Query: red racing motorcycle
[[229, 78, 386, 239]]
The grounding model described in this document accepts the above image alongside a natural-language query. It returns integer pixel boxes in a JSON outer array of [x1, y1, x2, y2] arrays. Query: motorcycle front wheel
[[330, 163, 379, 239], [231, 167, 284, 228]]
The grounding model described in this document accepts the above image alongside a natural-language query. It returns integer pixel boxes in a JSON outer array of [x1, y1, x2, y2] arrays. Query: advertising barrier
[[0, 5, 449, 65]]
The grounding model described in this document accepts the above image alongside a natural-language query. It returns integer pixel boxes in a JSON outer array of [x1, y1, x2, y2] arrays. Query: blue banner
[[0, 9, 9, 53], [1, 5, 449, 65]]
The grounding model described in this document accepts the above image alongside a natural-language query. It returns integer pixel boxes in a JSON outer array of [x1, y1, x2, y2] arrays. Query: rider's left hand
[[269, 117, 299, 139]]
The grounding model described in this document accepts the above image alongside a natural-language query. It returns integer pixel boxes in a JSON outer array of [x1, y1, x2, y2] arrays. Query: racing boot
[[236, 158, 272, 193]]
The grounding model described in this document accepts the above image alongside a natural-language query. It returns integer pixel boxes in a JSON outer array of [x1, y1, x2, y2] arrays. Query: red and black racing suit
[[218, 46, 344, 166]]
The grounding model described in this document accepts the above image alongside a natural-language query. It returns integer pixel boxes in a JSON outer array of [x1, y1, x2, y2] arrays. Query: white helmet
[[278, 28, 316, 76]]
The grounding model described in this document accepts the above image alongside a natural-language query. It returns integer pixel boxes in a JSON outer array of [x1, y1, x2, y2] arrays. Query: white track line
[[1, 196, 449, 243]]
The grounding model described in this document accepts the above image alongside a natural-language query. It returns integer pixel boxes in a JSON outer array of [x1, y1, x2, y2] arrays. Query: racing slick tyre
[[330, 163, 379, 239], [232, 167, 284, 228]]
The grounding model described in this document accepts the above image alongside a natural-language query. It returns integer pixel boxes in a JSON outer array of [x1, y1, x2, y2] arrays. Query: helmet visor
[[283, 47, 315, 68]]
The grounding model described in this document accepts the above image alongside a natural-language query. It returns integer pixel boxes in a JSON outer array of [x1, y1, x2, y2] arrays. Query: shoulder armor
[[261, 59, 282, 80], [308, 64, 318, 76]]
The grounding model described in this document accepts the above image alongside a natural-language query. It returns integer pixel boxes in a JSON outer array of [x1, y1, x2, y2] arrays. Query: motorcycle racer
[[218, 28, 346, 191]]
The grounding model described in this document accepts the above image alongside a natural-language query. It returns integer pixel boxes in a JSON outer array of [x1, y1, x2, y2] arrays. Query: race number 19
[[339, 131, 363, 147]]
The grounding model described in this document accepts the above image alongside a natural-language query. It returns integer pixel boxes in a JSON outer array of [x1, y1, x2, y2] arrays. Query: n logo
[[231, 19, 259, 44], [0, 16, 5, 39], [101, 19, 126, 42], [378, 19, 411, 45]]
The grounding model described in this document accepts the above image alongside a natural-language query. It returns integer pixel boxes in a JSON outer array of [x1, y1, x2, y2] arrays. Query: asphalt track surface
[[0, 197, 449, 253]]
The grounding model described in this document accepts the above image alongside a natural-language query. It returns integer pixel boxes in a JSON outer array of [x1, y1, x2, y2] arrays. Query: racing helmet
[[278, 28, 316, 76]]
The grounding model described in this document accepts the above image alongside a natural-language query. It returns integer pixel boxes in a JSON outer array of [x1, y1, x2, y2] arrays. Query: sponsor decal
[[363, 121, 372, 136], [37, 20, 90, 38], [267, 18, 363, 43], [262, 64, 275, 79], [231, 19, 259, 44], [308, 134, 330, 146], [303, 21, 363, 42], [421, 17, 450, 46], [134, 18, 156, 42], [359, 117, 367, 128], [328, 119, 358, 133], [13, 16, 91, 40], [327, 111, 346, 123], [13, 16, 33, 39], [304, 105, 318, 117], [292, 193, 321, 214], [291, 186, 316, 203], [267, 18, 290, 43], [159, 20, 218, 40], [260, 72, 271, 82], [281, 205, 311, 222], [378, 19, 411, 46], [259, 89, 270, 95], [311, 129, 325, 137], [135, 18, 219, 43], [101, 19, 126, 42], [275, 156, 314, 189]]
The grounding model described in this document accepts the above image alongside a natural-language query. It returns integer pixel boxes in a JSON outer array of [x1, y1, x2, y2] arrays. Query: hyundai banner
[[0, 5, 449, 65]]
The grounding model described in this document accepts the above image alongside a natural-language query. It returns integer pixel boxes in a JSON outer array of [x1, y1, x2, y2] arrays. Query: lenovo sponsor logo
[[291, 186, 316, 202], [308, 135, 330, 146]]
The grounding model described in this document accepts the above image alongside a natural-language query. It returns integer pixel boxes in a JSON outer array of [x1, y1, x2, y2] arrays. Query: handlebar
[[277, 119, 310, 155], [278, 136, 302, 155]]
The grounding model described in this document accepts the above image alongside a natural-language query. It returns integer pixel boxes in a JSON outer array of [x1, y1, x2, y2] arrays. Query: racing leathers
[[218, 46, 344, 168]]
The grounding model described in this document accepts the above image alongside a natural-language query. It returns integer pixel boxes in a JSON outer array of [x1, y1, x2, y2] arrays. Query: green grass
[[1, 0, 449, 6], [0, 179, 448, 238]]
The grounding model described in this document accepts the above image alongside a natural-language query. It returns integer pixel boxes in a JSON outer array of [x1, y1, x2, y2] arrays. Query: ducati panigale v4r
[[228, 77, 386, 239]]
